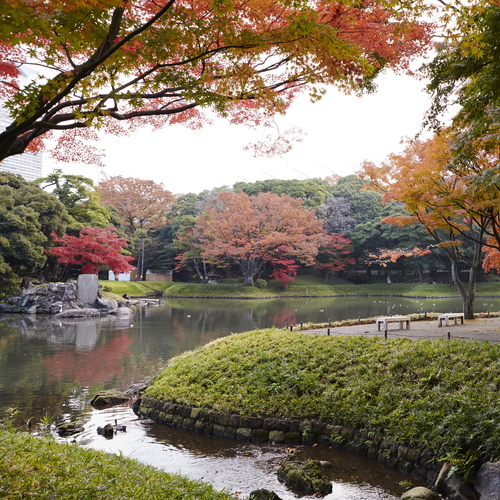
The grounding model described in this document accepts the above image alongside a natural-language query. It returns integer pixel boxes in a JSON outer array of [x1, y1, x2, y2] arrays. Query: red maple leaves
[[49, 226, 135, 274]]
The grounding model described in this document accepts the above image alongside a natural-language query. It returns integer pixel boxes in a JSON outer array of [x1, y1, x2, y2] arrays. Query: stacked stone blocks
[[138, 397, 441, 484]]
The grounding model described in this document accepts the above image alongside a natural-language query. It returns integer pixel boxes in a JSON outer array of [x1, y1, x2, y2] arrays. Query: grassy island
[[145, 329, 500, 464], [100, 275, 500, 300], [0, 426, 235, 500]]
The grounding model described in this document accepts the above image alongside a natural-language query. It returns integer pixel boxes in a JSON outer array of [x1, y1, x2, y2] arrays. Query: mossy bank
[[140, 329, 500, 478]]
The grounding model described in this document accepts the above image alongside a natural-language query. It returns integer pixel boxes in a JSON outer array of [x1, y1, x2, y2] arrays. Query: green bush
[[254, 279, 268, 288]]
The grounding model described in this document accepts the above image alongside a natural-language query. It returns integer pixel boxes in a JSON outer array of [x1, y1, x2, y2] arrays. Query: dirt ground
[[302, 316, 500, 344]]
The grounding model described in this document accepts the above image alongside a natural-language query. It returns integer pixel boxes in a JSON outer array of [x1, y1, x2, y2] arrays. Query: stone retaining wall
[[137, 397, 441, 485]]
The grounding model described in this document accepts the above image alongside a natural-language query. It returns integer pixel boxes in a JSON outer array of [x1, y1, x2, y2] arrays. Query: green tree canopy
[[329, 175, 383, 225], [37, 169, 112, 233], [424, 2, 500, 143], [0, 172, 69, 288], [233, 178, 332, 209]]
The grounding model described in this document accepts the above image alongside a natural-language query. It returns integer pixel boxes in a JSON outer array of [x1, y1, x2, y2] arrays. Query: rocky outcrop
[[401, 486, 437, 500], [248, 490, 283, 500], [56, 422, 84, 437], [0, 280, 140, 316]]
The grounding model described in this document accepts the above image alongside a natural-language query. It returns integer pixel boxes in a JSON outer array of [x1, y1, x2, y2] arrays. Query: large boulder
[[95, 297, 118, 310], [90, 390, 130, 407], [57, 308, 101, 318], [277, 455, 332, 495], [401, 487, 437, 500], [76, 274, 99, 306], [475, 461, 500, 500]]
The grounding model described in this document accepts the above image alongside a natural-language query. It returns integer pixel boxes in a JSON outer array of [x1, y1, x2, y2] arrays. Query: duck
[[97, 423, 114, 436], [113, 419, 127, 432]]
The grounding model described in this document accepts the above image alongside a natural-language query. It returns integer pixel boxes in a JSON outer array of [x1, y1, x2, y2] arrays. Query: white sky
[[42, 68, 433, 196]]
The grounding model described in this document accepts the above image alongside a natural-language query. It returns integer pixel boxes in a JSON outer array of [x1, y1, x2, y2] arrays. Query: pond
[[1, 295, 500, 499]]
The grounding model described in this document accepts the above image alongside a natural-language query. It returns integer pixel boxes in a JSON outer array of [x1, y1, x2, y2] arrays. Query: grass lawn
[[0, 426, 236, 500]]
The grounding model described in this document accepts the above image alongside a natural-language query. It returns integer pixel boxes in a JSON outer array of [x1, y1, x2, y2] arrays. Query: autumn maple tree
[[49, 226, 135, 275], [98, 176, 176, 234], [178, 191, 330, 285], [315, 234, 355, 282], [0, 0, 434, 163], [359, 133, 489, 318]]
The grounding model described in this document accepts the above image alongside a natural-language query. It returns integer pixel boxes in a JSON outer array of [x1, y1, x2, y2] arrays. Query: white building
[[0, 68, 43, 182], [0, 105, 43, 182]]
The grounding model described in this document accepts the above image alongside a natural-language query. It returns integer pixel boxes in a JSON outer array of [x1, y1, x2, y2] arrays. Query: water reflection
[[1, 296, 500, 499]]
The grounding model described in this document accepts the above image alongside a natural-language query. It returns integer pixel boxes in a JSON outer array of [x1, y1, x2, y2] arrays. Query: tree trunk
[[416, 264, 424, 283], [192, 259, 209, 283], [243, 275, 254, 286], [448, 240, 482, 320]]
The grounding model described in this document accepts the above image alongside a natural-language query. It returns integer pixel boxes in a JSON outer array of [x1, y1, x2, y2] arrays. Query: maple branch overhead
[[0, 0, 435, 162]]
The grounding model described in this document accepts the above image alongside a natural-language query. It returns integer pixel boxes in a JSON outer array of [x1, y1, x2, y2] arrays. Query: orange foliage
[[366, 247, 432, 267], [98, 176, 176, 234], [359, 132, 470, 234], [186, 190, 329, 284]]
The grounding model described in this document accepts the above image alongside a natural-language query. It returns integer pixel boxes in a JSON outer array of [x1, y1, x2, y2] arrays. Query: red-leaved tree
[[49, 226, 135, 275], [315, 234, 355, 282], [179, 191, 330, 286]]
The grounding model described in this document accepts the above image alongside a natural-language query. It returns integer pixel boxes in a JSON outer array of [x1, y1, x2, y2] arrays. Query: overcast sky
[[43, 68, 434, 196]]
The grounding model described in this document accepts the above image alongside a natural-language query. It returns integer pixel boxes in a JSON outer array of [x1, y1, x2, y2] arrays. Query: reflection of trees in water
[[0, 317, 134, 427], [45, 333, 134, 386], [0, 321, 73, 425], [269, 307, 297, 328]]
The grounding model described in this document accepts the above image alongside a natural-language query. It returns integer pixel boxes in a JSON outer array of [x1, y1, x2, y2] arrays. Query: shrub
[[254, 279, 268, 288]]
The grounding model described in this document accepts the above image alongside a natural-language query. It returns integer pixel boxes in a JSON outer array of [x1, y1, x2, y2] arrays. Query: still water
[[1, 295, 500, 499]]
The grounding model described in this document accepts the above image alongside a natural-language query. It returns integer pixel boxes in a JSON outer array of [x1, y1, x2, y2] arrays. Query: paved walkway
[[301, 316, 500, 343]]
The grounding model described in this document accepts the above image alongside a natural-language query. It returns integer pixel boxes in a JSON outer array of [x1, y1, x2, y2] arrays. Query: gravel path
[[301, 316, 500, 343]]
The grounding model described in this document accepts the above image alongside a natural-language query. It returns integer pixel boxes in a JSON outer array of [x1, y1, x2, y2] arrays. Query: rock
[[442, 473, 476, 500], [434, 461, 453, 492], [476, 461, 500, 500], [95, 298, 118, 310], [124, 382, 149, 397], [248, 489, 283, 500], [90, 390, 130, 407], [76, 274, 98, 306], [0, 303, 19, 313], [57, 308, 101, 318], [401, 486, 437, 500], [277, 455, 332, 495], [110, 307, 133, 317], [56, 422, 84, 437]]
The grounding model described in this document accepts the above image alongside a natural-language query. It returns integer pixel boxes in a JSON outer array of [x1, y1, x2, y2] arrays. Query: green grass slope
[[0, 427, 235, 500], [146, 329, 500, 461]]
